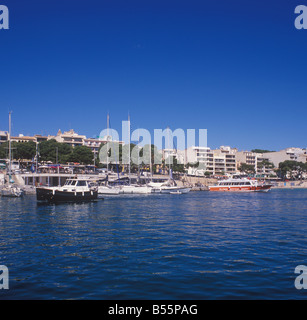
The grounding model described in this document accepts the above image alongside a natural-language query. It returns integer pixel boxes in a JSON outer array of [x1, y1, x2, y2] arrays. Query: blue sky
[[0, 0, 306, 151]]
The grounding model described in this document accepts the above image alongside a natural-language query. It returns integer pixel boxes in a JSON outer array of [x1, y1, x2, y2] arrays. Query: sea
[[0, 189, 307, 300]]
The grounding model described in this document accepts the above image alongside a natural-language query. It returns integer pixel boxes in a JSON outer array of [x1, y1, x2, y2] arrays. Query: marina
[[1, 0, 307, 303]]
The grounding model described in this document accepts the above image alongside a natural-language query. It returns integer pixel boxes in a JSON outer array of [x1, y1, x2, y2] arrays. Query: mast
[[8, 111, 11, 176], [167, 126, 171, 179], [128, 113, 131, 183], [149, 143, 153, 181], [107, 113, 109, 173], [137, 128, 140, 181]]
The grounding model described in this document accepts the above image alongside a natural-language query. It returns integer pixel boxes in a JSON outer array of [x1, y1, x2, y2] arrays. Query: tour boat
[[208, 178, 272, 192], [36, 178, 98, 202]]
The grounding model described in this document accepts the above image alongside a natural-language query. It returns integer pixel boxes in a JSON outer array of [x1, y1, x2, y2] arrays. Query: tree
[[39, 139, 73, 163], [0, 144, 6, 159], [67, 145, 94, 165], [238, 163, 255, 174], [13, 141, 36, 160], [278, 160, 306, 180], [251, 149, 274, 153]]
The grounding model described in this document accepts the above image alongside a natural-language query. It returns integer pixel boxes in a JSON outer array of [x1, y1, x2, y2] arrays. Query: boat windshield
[[76, 181, 87, 187], [64, 180, 77, 186]]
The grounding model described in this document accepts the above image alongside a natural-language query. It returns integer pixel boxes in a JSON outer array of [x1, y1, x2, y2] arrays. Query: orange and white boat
[[208, 178, 272, 192]]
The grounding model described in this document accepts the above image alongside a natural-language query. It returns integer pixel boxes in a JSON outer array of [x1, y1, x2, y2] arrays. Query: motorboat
[[150, 180, 191, 194], [208, 177, 272, 192], [36, 177, 98, 202]]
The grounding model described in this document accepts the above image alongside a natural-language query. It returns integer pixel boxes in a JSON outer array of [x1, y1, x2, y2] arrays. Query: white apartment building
[[236, 151, 275, 176], [185, 146, 237, 176], [54, 129, 86, 148], [0, 131, 8, 144]]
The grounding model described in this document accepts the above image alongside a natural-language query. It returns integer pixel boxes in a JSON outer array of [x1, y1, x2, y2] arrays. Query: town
[[1, 125, 307, 192]]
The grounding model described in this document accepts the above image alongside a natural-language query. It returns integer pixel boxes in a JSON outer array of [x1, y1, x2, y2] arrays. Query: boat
[[1, 112, 24, 198], [111, 116, 153, 195], [97, 175, 120, 196], [98, 185, 120, 196], [149, 178, 191, 194], [120, 184, 153, 194], [208, 177, 272, 192], [36, 177, 98, 202], [159, 183, 191, 194], [1, 185, 24, 197], [108, 177, 153, 194], [150, 127, 191, 195]]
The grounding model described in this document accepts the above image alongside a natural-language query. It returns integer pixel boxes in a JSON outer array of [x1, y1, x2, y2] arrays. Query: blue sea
[[1, 189, 307, 300]]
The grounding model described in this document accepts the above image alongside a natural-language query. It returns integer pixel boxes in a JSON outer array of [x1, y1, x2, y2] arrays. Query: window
[[76, 181, 87, 187]]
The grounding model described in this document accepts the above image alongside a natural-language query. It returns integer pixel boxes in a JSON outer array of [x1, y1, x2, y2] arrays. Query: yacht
[[36, 177, 98, 202]]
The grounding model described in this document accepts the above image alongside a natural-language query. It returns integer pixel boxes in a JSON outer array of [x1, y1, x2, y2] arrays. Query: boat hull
[[119, 185, 152, 194], [98, 186, 120, 195], [158, 187, 191, 194], [36, 187, 98, 202]]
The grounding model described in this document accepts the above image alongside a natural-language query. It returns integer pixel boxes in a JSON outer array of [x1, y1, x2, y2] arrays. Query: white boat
[[119, 184, 153, 194], [160, 184, 191, 194], [150, 126, 191, 195], [1, 185, 24, 197], [98, 185, 120, 196], [97, 176, 121, 196]]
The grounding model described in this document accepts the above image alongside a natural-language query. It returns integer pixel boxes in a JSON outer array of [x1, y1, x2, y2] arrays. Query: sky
[[0, 0, 306, 151]]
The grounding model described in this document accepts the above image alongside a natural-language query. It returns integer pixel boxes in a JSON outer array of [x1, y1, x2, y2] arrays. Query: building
[[34, 135, 48, 143], [11, 134, 36, 143], [0, 131, 8, 144], [236, 150, 276, 176], [212, 146, 237, 175], [264, 148, 307, 168], [185, 146, 237, 176], [54, 129, 86, 148]]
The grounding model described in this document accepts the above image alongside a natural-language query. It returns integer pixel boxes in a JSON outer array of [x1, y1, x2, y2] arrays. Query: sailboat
[[97, 114, 121, 196], [119, 116, 153, 194], [1, 112, 24, 198], [150, 127, 191, 194]]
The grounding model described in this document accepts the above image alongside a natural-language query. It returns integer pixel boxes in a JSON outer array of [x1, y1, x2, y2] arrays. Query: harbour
[[1, 0, 307, 303]]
